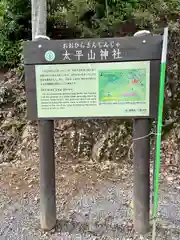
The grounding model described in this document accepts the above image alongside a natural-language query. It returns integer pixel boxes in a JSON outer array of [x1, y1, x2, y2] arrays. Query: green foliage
[[0, 0, 31, 68], [0, 38, 22, 67], [1, 0, 180, 67], [0, 0, 61, 67], [52, 0, 180, 37]]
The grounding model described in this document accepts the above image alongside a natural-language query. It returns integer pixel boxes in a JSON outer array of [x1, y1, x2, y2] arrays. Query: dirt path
[[0, 156, 180, 240]]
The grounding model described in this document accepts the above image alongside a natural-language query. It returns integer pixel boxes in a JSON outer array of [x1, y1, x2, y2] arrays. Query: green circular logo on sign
[[45, 50, 55, 61]]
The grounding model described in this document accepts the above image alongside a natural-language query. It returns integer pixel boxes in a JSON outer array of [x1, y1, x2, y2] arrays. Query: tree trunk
[[31, 0, 47, 40]]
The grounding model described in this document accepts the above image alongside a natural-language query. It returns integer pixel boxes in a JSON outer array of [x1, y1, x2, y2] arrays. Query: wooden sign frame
[[23, 35, 162, 120]]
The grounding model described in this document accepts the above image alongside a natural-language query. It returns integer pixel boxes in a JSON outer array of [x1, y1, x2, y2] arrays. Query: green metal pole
[[152, 27, 168, 239]]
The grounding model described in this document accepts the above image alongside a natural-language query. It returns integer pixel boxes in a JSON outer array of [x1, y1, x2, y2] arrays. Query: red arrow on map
[[132, 79, 139, 83]]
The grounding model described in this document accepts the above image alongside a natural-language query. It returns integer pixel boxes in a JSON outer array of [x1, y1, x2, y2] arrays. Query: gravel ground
[[0, 159, 180, 240]]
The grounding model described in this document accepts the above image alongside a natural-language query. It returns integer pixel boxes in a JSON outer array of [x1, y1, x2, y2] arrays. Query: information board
[[35, 61, 150, 118], [24, 35, 162, 119]]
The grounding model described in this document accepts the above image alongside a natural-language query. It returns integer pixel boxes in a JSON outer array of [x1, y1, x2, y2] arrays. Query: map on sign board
[[35, 61, 150, 118], [98, 69, 146, 102]]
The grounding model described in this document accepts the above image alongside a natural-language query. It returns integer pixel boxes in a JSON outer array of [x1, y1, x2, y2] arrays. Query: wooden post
[[31, 0, 56, 230], [133, 30, 151, 234], [133, 119, 150, 233], [39, 120, 56, 230]]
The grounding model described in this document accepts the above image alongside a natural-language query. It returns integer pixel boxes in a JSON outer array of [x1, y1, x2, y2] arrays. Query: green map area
[[99, 69, 147, 102]]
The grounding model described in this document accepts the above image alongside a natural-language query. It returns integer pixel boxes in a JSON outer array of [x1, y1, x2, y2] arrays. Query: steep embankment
[[0, 67, 179, 175]]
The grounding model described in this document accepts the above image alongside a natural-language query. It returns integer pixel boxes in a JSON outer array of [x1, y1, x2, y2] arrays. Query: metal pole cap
[[35, 35, 50, 40], [134, 30, 151, 37]]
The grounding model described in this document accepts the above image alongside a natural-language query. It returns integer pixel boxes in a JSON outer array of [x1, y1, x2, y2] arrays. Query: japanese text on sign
[[62, 40, 121, 49], [45, 48, 122, 62], [42, 39, 128, 63]]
